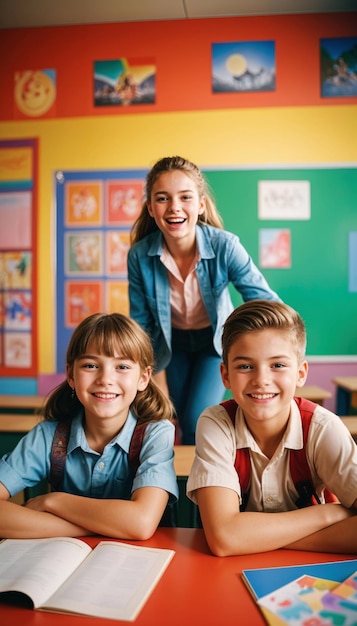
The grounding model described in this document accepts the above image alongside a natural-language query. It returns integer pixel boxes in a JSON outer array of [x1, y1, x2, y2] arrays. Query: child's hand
[[24, 493, 52, 512]]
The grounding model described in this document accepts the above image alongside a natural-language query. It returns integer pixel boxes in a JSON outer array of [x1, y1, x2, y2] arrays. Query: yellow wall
[[1, 103, 356, 372]]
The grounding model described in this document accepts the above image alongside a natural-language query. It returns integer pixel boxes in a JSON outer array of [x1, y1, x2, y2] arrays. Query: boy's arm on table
[[24, 486, 169, 541], [197, 486, 356, 557], [287, 497, 357, 552]]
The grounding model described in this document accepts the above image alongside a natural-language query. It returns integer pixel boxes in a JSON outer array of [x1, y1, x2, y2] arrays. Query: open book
[[0, 536, 175, 621]]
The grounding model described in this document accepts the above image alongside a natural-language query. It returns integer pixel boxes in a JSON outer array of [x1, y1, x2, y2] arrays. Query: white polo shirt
[[187, 400, 357, 510]]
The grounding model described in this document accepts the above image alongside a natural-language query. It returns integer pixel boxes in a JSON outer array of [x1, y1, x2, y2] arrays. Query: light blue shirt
[[0, 411, 178, 502], [128, 224, 281, 371]]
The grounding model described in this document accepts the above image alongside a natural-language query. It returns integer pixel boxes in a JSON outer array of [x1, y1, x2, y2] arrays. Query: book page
[[41, 540, 175, 621], [0, 537, 91, 609]]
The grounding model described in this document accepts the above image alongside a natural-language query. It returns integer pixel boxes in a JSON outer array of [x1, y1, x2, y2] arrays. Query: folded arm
[[24, 487, 169, 540], [0, 483, 87, 538], [197, 486, 357, 556], [0, 480, 169, 540]]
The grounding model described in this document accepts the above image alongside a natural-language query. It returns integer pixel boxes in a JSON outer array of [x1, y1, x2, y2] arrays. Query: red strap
[[50, 419, 147, 491], [128, 421, 147, 475], [291, 396, 317, 484], [50, 421, 71, 491], [221, 400, 251, 495], [293, 397, 337, 503], [220, 397, 337, 507]]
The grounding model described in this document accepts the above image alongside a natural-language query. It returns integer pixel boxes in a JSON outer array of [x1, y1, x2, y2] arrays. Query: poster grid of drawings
[[56, 169, 146, 373], [0, 139, 38, 375]]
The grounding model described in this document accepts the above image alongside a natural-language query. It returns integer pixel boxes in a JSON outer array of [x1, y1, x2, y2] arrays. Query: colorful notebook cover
[[242, 560, 357, 626], [257, 573, 357, 625], [242, 560, 357, 601]]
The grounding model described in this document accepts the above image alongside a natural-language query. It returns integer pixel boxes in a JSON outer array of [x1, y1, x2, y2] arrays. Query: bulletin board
[[55, 168, 146, 372], [56, 165, 357, 372], [205, 166, 357, 357], [0, 138, 38, 376]]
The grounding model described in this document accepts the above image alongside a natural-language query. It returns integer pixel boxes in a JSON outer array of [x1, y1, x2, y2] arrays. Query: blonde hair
[[44, 313, 175, 424], [130, 155, 223, 245], [222, 300, 306, 366]]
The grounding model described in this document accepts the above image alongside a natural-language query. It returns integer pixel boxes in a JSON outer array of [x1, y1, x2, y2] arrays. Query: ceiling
[[0, 0, 356, 29]]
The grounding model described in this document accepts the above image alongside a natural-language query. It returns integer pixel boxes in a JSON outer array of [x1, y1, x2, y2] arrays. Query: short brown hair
[[222, 300, 306, 366]]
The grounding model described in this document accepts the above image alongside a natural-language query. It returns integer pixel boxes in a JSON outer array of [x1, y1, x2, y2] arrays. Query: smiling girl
[[0, 313, 178, 539], [128, 156, 280, 444]]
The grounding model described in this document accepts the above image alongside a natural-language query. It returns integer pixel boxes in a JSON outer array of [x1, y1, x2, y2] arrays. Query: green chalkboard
[[204, 167, 357, 356]]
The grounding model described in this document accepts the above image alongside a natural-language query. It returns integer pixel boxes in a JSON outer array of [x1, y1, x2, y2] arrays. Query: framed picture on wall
[[106, 231, 130, 276], [14, 69, 56, 119], [93, 58, 156, 106], [106, 281, 129, 316], [320, 37, 357, 98], [259, 228, 291, 269], [65, 231, 103, 275], [106, 180, 144, 225], [212, 40, 275, 93], [65, 280, 103, 328], [65, 181, 103, 226]]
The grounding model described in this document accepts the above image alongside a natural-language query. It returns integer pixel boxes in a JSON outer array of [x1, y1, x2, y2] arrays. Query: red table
[[0, 527, 355, 626]]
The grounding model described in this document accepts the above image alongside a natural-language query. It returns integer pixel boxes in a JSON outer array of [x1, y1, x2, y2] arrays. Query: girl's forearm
[[41, 490, 165, 540], [0, 500, 88, 539]]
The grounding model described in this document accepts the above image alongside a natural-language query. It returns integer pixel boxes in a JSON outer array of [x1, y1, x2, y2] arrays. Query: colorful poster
[[65, 232, 103, 275], [56, 168, 146, 371], [106, 232, 130, 276], [65, 281, 103, 327], [0, 138, 37, 376], [4, 291, 32, 330], [212, 40, 275, 93], [321, 37, 357, 98], [0, 147, 33, 182], [259, 229, 291, 269], [94, 58, 156, 106], [106, 180, 144, 225], [4, 332, 32, 368], [0, 193, 32, 249], [14, 69, 56, 118], [106, 281, 129, 315], [65, 182, 103, 226], [0, 252, 32, 289]]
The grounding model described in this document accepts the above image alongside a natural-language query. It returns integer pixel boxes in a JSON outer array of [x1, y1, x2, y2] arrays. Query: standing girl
[[128, 155, 281, 445], [0, 313, 178, 539]]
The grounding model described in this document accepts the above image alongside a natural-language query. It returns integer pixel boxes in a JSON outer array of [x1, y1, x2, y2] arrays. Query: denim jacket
[[127, 224, 280, 371]]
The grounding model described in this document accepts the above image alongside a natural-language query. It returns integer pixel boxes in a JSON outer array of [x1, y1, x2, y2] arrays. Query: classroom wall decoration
[[259, 229, 291, 269], [55, 168, 145, 371], [258, 180, 310, 220], [204, 165, 357, 357], [93, 58, 156, 106], [0, 11, 356, 393], [212, 41, 275, 93], [0, 139, 38, 376], [14, 69, 56, 119], [54, 164, 357, 373], [320, 36, 357, 98]]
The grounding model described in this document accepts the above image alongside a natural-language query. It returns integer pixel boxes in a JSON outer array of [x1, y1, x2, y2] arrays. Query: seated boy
[[187, 300, 357, 556]]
